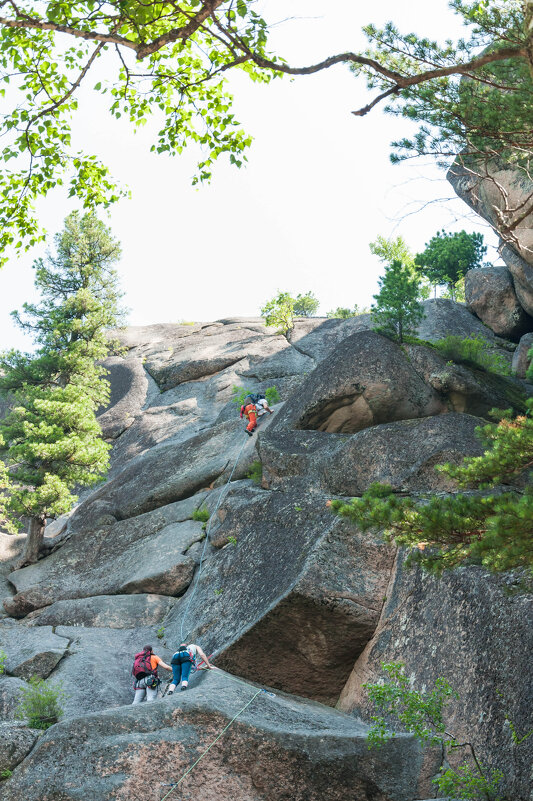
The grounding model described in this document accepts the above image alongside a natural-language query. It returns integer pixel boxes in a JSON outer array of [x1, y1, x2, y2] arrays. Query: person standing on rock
[[132, 645, 172, 705], [240, 397, 258, 436], [167, 643, 213, 693]]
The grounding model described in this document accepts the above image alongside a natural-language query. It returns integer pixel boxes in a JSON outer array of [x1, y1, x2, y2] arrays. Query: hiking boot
[[246, 430, 253, 437], [181, 683, 188, 691], [167, 690, 173, 695]]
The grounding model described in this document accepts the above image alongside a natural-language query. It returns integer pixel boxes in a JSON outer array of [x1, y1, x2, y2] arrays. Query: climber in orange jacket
[[240, 399, 258, 436]]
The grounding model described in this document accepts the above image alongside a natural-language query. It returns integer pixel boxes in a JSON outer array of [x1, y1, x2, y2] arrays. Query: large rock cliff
[[1, 303, 532, 801]]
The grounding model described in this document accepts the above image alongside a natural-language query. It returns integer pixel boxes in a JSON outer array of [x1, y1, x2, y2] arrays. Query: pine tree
[[415, 231, 486, 300], [330, 402, 533, 575], [0, 211, 123, 566], [371, 260, 426, 343]]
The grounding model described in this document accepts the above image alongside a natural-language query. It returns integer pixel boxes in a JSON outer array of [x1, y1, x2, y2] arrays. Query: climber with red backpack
[[167, 643, 213, 694], [131, 645, 172, 704]]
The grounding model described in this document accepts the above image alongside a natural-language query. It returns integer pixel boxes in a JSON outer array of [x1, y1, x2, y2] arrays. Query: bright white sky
[[0, 0, 501, 351]]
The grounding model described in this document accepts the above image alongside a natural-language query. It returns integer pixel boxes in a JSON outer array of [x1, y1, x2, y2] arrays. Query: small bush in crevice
[[432, 335, 511, 375], [192, 505, 210, 523], [15, 677, 66, 730], [246, 461, 262, 485]]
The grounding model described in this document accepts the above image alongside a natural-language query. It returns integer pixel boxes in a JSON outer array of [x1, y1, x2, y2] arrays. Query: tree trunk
[[525, 1, 533, 82], [17, 515, 47, 568]]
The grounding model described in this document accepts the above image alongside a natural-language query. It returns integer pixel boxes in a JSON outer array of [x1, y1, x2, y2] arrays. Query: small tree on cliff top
[[0, 211, 123, 565], [261, 291, 295, 335], [371, 260, 426, 343], [415, 230, 487, 300]]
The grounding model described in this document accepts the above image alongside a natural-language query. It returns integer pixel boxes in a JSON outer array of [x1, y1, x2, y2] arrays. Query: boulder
[[25, 594, 177, 629], [0, 723, 37, 774], [0, 676, 28, 721], [322, 413, 486, 495], [501, 243, 533, 318], [465, 265, 533, 339], [338, 552, 533, 801], [416, 298, 504, 343], [4, 499, 208, 617], [271, 330, 446, 434], [448, 157, 533, 268], [164, 488, 395, 706], [2, 669, 428, 801], [0, 623, 68, 680], [404, 344, 528, 417], [512, 332, 533, 379]]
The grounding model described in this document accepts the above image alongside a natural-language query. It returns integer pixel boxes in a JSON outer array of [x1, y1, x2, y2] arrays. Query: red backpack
[[132, 649, 156, 679]]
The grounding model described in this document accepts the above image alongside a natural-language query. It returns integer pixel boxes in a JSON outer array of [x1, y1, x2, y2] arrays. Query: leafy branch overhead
[[0, 1, 530, 261]]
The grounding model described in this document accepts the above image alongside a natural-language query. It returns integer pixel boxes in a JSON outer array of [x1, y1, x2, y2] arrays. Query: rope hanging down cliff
[[179, 432, 249, 642]]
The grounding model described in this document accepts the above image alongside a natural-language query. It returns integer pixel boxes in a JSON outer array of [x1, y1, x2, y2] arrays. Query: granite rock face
[[2, 669, 428, 801], [465, 265, 533, 340], [0, 622, 69, 680], [512, 332, 533, 379], [338, 553, 533, 801], [0, 309, 531, 801], [0, 723, 37, 774]]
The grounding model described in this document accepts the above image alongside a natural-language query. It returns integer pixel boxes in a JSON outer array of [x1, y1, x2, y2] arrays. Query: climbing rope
[[179, 433, 249, 642], [159, 687, 264, 801]]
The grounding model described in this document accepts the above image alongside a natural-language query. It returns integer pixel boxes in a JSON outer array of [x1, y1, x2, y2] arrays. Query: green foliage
[[371, 259, 426, 343], [0, 212, 122, 561], [0, 649, 6, 674], [0, 3, 277, 261], [293, 292, 319, 317], [0, 769, 13, 781], [227, 535, 237, 546], [364, 662, 457, 748], [232, 385, 280, 406], [432, 335, 511, 375], [415, 230, 486, 298], [353, 2, 531, 168], [330, 399, 533, 574], [527, 346, 533, 382], [265, 386, 280, 405], [192, 505, 210, 523], [261, 291, 295, 335], [365, 662, 504, 801], [246, 460, 262, 485], [15, 677, 66, 730], [326, 305, 370, 318], [370, 235, 431, 300], [156, 626, 165, 639], [214, 588, 223, 596]]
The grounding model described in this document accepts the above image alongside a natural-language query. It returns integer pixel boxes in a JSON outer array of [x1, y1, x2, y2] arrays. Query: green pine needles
[[330, 401, 533, 574], [0, 211, 124, 565], [371, 259, 426, 343]]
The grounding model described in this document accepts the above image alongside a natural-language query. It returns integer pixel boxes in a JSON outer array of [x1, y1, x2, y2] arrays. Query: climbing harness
[[179, 432, 249, 643], [159, 686, 268, 801]]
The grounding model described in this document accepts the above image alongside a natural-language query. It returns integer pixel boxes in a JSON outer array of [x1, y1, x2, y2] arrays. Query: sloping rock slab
[[5, 503, 206, 617], [416, 298, 503, 343], [338, 553, 533, 801], [0, 623, 68, 680], [272, 330, 445, 434], [0, 723, 37, 773], [0, 677, 28, 720], [3, 670, 424, 801], [324, 414, 486, 495], [45, 624, 172, 717], [164, 489, 395, 705], [69, 419, 257, 527], [97, 355, 149, 439], [25, 594, 177, 629]]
